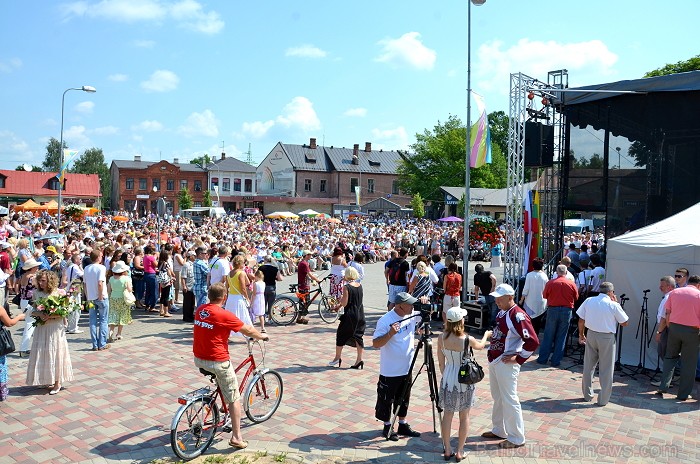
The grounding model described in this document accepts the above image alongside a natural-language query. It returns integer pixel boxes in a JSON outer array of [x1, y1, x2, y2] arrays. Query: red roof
[[0, 170, 101, 198]]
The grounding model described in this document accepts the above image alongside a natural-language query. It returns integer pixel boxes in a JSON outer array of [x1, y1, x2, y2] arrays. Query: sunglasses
[[674, 274, 685, 279]]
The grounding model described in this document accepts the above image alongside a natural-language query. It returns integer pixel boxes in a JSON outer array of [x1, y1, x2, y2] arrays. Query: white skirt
[[224, 294, 252, 337]]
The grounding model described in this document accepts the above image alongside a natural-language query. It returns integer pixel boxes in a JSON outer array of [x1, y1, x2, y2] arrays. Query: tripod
[[615, 294, 630, 373], [626, 289, 654, 379], [388, 315, 443, 440]]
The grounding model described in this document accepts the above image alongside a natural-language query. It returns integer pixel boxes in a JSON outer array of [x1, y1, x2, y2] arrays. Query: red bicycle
[[170, 338, 283, 460]]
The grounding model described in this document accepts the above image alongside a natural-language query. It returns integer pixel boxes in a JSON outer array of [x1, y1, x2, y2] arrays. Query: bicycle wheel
[[270, 296, 298, 325], [318, 295, 339, 323], [170, 395, 219, 461], [244, 370, 284, 423]]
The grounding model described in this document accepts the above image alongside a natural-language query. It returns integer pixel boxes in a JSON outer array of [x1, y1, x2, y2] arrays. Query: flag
[[469, 92, 492, 168], [133, 199, 138, 211], [56, 149, 79, 184], [522, 190, 542, 274], [533, 190, 542, 258], [522, 190, 532, 275]]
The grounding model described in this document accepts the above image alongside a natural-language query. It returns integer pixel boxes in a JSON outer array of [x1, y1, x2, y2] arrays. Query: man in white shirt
[[83, 249, 110, 351], [588, 254, 606, 295], [577, 282, 629, 406], [208, 246, 231, 287]]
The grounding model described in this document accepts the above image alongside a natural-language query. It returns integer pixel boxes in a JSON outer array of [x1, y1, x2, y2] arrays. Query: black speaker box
[[525, 121, 554, 167]]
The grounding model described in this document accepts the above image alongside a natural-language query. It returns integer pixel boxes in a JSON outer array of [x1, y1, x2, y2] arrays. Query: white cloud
[[91, 125, 119, 135], [242, 120, 275, 139], [0, 57, 22, 73], [475, 39, 618, 94], [370, 127, 410, 151], [375, 32, 436, 70], [132, 39, 155, 48], [132, 134, 143, 142], [179, 109, 219, 137], [0, 130, 31, 157], [132, 120, 164, 132], [140, 69, 179, 92], [276, 97, 321, 132], [61, 0, 224, 34], [108, 73, 129, 81], [285, 44, 327, 59], [63, 125, 91, 149], [343, 107, 367, 118], [75, 101, 95, 114]]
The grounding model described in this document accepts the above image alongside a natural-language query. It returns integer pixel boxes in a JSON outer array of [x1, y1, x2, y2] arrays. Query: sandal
[[228, 439, 248, 449]]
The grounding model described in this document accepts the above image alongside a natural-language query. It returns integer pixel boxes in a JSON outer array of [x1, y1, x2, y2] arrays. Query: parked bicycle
[[270, 275, 339, 325], [170, 338, 283, 461]]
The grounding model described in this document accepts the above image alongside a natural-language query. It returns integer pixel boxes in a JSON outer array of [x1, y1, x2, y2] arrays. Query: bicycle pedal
[[222, 425, 232, 433]]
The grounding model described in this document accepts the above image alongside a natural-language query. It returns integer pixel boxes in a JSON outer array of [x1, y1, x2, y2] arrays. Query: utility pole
[[244, 143, 254, 165]]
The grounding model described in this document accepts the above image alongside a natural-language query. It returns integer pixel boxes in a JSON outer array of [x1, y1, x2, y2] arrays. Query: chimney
[[310, 137, 317, 149], [134, 155, 141, 162], [365, 142, 371, 152], [353, 144, 359, 156], [173, 158, 179, 164], [221, 152, 226, 160]]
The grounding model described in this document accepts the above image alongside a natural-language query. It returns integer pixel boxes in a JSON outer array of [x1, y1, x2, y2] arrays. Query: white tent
[[606, 201, 700, 368]]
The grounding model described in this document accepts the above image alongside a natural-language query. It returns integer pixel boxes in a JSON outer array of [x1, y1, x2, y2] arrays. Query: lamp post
[[463, 0, 485, 300], [58, 86, 96, 231], [615, 147, 621, 169]]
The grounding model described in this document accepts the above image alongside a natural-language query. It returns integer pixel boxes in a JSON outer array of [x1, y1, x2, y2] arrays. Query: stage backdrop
[[606, 201, 700, 369]]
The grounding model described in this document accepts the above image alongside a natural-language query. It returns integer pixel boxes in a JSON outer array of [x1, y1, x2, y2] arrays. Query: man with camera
[[372, 291, 423, 441]]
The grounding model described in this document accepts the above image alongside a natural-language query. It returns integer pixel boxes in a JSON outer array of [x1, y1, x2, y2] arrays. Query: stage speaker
[[525, 121, 554, 167]]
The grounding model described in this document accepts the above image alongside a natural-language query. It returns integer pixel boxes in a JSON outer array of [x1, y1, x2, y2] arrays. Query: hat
[[395, 292, 418, 305], [186, 250, 196, 257], [490, 283, 515, 298], [446, 306, 467, 323], [0, 242, 10, 249], [22, 258, 41, 270], [45, 245, 57, 253], [111, 260, 129, 274], [302, 249, 313, 256]]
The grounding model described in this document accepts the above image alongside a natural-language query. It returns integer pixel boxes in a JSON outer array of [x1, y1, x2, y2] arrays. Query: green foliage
[[190, 153, 213, 168], [487, 110, 509, 155], [72, 147, 110, 207], [273, 453, 287, 463], [15, 165, 43, 172], [203, 455, 227, 463], [202, 189, 212, 207], [627, 141, 654, 167], [644, 55, 700, 77], [177, 188, 193, 211], [410, 193, 425, 218], [397, 115, 507, 204], [457, 193, 466, 218], [43, 137, 65, 172], [572, 153, 604, 169]]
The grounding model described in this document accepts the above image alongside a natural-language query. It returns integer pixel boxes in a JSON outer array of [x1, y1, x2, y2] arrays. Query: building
[[441, 182, 537, 219], [110, 156, 207, 215], [207, 153, 259, 211], [0, 170, 101, 209], [256, 138, 411, 215]]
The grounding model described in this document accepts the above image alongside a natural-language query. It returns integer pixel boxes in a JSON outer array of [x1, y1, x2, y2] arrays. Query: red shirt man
[[296, 250, 321, 324], [543, 273, 579, 308]]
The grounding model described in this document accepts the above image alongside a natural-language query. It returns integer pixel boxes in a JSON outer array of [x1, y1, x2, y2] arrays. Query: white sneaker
[[67, 330, 84, 334]]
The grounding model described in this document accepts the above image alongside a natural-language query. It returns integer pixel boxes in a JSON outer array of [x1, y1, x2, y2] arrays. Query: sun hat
[[446, 306, 468, 323], [45, 245, 57, 253], [111, 260, 130, 274], [490, 283, 515, 298], [22, 258, 41, 270]]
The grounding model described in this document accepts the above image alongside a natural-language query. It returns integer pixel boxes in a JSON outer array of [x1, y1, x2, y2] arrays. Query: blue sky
[[1, 0, 698, 170]]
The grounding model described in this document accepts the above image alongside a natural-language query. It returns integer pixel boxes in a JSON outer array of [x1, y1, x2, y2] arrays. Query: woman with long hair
[[327, 267, 365, 369], [224, 254, 253, 334], [26, 269, 74, 395], [437, 307, 491, 461], [17, 258, 41, 357], [131, 246, 146, 308]]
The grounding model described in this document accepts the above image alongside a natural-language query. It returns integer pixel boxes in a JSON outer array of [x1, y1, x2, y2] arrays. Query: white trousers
[[66, 293, 82, 332], [488, 360, 526, 445], [19, 301, 34, 352]]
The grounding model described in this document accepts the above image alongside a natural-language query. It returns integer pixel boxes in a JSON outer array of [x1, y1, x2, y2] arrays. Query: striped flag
[[56, 149, 79, 183], [522, 190, 542, 274], [469, 92, 492, 168]]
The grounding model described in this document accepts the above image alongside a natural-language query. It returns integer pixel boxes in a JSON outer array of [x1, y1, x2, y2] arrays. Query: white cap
[[445, 306, 467, 323], [490, 283, 515, 298]]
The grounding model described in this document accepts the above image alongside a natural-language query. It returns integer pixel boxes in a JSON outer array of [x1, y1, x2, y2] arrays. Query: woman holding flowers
[[26, 269, 74, 395]]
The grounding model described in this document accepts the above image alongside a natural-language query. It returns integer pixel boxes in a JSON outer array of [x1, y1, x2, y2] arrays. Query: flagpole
[[463, 1, 474, 300]]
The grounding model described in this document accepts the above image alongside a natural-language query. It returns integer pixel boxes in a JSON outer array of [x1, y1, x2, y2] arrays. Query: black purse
[[0, 327, 16, 356], [458, 336, 484, 384]]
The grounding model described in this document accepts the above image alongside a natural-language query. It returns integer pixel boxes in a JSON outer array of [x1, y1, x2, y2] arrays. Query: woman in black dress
[[327, 267, 365, 369]]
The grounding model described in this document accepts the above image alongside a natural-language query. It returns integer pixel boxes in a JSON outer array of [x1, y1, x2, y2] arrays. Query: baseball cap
[[446, 306, 467, 323], [395, 292, 418, 305], [46, 245, 57, 253], [490, 283, 515, 298]]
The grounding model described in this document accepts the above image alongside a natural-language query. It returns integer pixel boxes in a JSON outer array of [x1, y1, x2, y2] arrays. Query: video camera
[[413, 299, 433, 324]]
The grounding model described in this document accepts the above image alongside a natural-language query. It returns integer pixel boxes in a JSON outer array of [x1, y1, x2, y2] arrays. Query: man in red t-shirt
[[193, 283, 268, 449], [296, 250, 321, 324]]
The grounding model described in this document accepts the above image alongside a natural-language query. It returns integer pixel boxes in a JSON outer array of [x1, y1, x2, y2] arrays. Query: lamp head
[[153, 186, 158, 193], [472, 0, 486, 5], [82, 86, 97, 93]]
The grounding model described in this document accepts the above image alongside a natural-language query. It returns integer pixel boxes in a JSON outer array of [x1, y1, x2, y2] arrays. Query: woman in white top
[[437, 306, 491, 462], [519, 257, 549, 334]]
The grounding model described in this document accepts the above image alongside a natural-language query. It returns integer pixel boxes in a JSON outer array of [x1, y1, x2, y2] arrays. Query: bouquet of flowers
[[469, 218, 500, 247], [32, 289, 81, 327]]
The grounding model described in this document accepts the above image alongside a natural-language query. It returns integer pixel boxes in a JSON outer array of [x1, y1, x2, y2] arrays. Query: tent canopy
[[266, 211, 299, 219], [14, 199, 42, 211], [606, 201, 700, 369], [298, 209, 320, 216], [43, 200, 59, 211]]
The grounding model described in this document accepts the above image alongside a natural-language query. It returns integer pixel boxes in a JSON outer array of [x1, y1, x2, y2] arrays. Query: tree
[[410, 193, 425, 219], [202, 189, 212, 207], [456, 193, 466, 219], [397, 115, 508, 204], [43, 137, 66, 172], [487, 110, 509, 155], [573, 153, 604, 169], [177, 188, 193, 211], [15, 165, 43, 172], [72, 147, 110, 207], [190, 154, 213, 169], [627, 141, 654, 167], [644, 55, 700, 77]]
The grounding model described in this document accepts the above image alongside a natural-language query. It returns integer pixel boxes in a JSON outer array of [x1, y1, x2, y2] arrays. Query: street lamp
[[58, 85, 96, 231], [615, 147, 621, 169], [463, 0, 485, 300]]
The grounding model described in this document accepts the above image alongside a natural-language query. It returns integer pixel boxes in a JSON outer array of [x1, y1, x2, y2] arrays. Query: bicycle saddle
[[289, 284, 298, 291], [199, 368, 216, 378]]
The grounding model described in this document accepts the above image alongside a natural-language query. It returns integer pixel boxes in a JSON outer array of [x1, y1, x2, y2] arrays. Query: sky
[[1, 0, 698, 171]]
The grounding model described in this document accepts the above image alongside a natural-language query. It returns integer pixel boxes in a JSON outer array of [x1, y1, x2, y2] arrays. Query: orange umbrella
[[113, 215, 129, 222], [326, 217, 341, 223]]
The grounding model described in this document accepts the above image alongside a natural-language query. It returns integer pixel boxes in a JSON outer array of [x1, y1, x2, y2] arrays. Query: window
[[222, 178, 230, 192], [392, 180, 399, 195], [152, 179, 160, 191], [0, 176, 5, 188], [180, 180, 188, 190], [233, 178, 241, 192], [350, 177, 358, 193], [194, 201, 202, 207], [166, 179, 175, 191], [166, 201, 174, 214], [320, 179, 326, 192], [211, 177, 219, 191], [124, 200, 135, 211], [304, 179, 312, 192], [48, 178, 61, 190], [367, 178, 375, 193], [125, 178, 134, 190], [139, 178, 147, 190], [244, 179, 252, 192], [194, 180, 202, 191]]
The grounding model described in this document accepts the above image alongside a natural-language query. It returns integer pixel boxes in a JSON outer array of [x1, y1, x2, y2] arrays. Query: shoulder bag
[[0, 326, 16, 356], [458, 336, 484, 384]]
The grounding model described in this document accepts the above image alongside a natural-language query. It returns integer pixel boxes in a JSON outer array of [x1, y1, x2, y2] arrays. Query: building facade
[[0, 170, 101, 209], [207, 153, 258, 211]]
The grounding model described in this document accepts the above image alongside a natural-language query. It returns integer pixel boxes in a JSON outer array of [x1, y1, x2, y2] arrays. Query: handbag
[[458, 337, 484, 385], [0, 327, 16, 356], [131, 268, 145, 280], [123, 288, 136, 306], [11, 293, 20, 306]]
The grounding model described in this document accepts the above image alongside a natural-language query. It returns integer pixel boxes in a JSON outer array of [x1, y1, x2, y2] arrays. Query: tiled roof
[[325, 147, 404, 174], [281, 143, 331, 172], [0, 170, 101, 197], [111, 160, 205, 172], [211, 157, 256, 173]]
